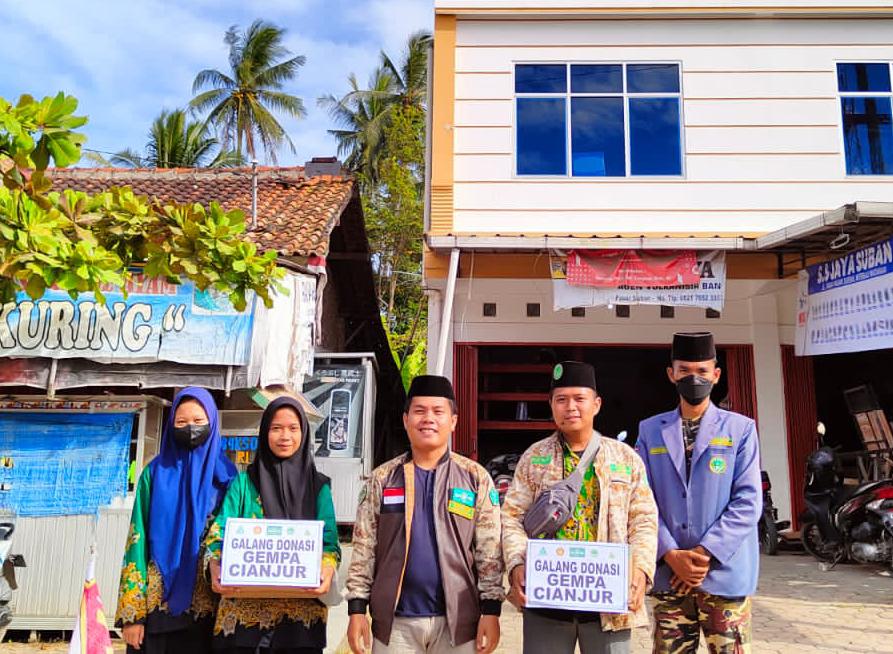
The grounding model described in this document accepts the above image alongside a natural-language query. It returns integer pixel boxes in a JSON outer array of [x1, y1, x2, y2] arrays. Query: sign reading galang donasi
[[796, 237, 893, 356], [0, 275, 255, 364]]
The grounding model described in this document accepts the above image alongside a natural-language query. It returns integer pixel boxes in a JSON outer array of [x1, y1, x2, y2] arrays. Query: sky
[[0, 0, 432, 166]]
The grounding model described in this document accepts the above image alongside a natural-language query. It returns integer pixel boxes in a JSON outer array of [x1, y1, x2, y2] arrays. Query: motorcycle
[[0, 521, 26, 643], [800, 423, 893, 569], [485, 453, 520, 505], [759, 470, 789, 555]]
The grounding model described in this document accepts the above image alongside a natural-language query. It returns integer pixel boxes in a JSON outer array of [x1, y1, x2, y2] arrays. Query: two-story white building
[[424, 0, 893, 525]]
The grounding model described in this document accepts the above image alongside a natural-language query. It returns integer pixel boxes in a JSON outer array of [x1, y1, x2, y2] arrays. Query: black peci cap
[[671, 332, 717, 362], [407, 375, 456, 401], [550, 361, 597, 392]]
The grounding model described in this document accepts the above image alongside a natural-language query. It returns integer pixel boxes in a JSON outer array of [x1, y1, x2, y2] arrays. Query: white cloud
[[353, 0, 433, 54]]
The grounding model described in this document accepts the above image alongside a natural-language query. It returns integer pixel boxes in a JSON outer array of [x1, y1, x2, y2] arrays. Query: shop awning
[[753, 202, 893, 255], [426, 202, 893, 257]]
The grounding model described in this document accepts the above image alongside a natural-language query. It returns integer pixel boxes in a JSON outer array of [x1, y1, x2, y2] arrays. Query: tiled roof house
[[49, 162, 406, 463]]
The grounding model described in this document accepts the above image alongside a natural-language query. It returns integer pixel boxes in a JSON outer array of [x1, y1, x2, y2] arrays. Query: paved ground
[[5, 551, 892, 653]]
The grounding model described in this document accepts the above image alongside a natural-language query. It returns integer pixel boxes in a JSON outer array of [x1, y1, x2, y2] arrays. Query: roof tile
[[51, 166, 355, 257]]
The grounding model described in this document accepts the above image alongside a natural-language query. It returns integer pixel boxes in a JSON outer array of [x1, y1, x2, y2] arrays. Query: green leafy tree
[[191, 20, 306, 162], [319, 30, 431, 184], [111, 109, 242, 168], [0, 92, 283, 310], [362, 104, 426, 374]]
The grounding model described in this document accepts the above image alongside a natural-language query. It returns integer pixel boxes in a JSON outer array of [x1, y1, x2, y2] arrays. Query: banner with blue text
[[796, 237, 893, 356]]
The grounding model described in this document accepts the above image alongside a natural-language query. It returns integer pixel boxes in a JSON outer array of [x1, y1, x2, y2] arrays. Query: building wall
[[444, 17, 893, 235], [429, 276, 798, 521]]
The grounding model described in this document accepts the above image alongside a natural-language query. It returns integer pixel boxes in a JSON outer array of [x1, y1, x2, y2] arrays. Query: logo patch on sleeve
[[448, 487, 476, 519], [489, 488, 500, 506]]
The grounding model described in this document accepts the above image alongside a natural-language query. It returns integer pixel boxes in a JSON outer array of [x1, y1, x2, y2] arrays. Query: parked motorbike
[[800, 423, 893, 569], [759, 470, 790, 555], [485, 453, 520, 505], [0, 521, 26, 643]]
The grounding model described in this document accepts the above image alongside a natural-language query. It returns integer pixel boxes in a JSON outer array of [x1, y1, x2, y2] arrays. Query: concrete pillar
[[427, 287, 442, 375], [751, 292, 793, 523]]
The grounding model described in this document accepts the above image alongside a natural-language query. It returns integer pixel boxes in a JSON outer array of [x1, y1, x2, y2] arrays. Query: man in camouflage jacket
[[502, 361, 658, 654], [346, 375, 504, 654]]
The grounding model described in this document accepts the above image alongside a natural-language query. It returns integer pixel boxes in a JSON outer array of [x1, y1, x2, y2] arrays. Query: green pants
[[651, 592, 751, 654]]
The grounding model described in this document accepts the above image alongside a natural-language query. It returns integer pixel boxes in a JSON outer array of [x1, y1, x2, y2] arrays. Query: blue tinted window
[[515, 65, 567, 93], [841, 97, 893, 175], [517, 98, 567, 175], [630, 98, 682, 175], [837, 63, 891, 93], [627, 64, 680, 93], [571, 65, 622, 93], [571, 97, 625, 177]]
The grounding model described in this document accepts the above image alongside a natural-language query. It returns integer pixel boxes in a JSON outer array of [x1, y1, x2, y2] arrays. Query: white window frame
[[513, 61, 685, 180], [836, 60, 893, 177]]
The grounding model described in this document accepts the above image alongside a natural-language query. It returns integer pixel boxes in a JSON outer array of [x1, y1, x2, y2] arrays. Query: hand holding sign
[[628, 568, 647, 612], [210, 558, 223, 594], [304, 563, 335, 597], [508, 564, 527, 609]]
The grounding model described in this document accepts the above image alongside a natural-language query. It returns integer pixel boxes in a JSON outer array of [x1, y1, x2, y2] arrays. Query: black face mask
[[675, 375, 714, 406], [172, 424, 211, 450]]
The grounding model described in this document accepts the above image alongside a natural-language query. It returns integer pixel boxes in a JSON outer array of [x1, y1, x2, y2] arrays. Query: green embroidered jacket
[[115, 466, 217, 626]]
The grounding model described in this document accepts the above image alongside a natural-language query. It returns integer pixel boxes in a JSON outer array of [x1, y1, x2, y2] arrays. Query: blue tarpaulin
[[0, 412, 133, 516]]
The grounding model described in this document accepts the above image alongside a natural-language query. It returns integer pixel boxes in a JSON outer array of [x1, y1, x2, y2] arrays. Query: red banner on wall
[[565, 250, 700, 288]]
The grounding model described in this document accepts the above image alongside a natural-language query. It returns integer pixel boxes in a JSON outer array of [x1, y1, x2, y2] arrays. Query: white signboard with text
[[795, 237, 893, 356], [525, 540, 628, 613], [221, 518, 323, 588]]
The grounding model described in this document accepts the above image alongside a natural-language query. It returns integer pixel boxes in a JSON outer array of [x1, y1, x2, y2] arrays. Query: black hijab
[[247, 396, 329, 519]]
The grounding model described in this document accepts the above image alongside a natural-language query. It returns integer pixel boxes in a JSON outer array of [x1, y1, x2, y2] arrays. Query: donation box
[[525, 540, 629, 613], [220, 518, 323, 598]]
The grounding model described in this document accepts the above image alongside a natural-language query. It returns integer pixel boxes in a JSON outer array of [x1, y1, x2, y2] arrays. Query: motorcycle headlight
[[866, 498, 893, 512]]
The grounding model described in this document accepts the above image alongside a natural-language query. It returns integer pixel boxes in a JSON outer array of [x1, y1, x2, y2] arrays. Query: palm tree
[[111, 109, 242, 168], [191, 20, 306, 163], [319, 31, 431, 182], [318, 67, 397, 183], [380, 30, 432, 109]]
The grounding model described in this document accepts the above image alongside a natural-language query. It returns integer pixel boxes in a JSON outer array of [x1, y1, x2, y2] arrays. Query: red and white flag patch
[[383, 488, 405, 505]]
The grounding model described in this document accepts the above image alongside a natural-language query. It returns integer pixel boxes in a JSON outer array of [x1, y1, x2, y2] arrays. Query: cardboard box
[[220, 517, 324, 596]]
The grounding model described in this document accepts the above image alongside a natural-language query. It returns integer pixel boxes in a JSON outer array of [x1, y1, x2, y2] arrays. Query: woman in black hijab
[[205, 397, 341, 654]]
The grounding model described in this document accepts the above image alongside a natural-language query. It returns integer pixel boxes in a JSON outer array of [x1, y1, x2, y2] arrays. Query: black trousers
[[126, 616, 212, 654]]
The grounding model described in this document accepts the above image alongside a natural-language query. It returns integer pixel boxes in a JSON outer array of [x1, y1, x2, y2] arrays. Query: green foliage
[[191, 20, 307, 162], [322, 32, 432, 376], [111, 109, 243, 169], [0, 92, 284, 310], [319, 30, 431, 186]]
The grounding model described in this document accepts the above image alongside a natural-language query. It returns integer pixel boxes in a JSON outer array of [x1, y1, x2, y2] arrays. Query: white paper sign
[[525, 540, 628, 613], [221, 518, 323, 587]]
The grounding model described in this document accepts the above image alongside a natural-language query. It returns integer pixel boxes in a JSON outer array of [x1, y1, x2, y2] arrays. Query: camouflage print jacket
[[502, 433, 658, 632], [347, 450, 505, 646]]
